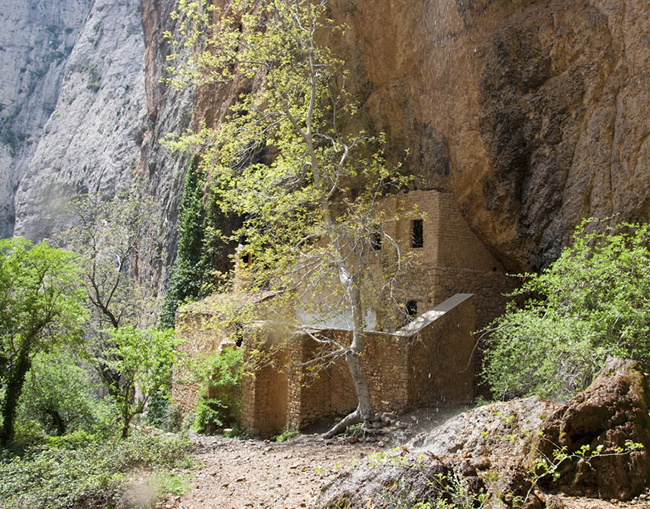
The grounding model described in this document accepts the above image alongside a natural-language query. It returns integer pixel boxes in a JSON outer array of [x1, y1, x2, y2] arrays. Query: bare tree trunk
[[323, 271, 374, 438]]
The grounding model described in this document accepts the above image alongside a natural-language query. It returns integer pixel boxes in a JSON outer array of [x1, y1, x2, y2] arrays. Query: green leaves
[[0, 238, 88, 444], [484, 220, 650, 400], [104, 326, 180, 437]]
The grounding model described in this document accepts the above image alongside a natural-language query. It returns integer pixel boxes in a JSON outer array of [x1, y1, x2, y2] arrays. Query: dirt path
[[158, 407, 468, 509], [161, 434, 377, 509], [155, 405, 650, 509]]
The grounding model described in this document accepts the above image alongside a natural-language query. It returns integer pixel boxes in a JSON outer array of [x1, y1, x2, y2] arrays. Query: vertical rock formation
[[11, 0, 148, 240], [0, 0, 93, 238], [139, 0, 194, 286], [333, 0, 650, 270], [1, 0, 650, 278]]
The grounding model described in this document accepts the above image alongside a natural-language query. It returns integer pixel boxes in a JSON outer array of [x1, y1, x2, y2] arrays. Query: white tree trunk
[[323, 268, 374, 438]]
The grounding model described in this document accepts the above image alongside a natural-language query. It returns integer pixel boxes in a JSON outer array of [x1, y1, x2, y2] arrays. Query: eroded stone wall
[[385, 190, 516, 329], [241, 295, 476, 436]]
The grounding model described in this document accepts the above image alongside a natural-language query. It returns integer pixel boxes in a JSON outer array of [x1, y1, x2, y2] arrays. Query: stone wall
[[172, 310, 226, 415], [241, 294, 476, 436], [405, 294, 476, 407], [385, 190, 516, 329], [174, 191, 511, 431]]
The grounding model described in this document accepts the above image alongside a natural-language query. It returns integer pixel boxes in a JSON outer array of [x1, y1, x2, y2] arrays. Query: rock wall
[[0, 0, 93, 238], [0, 0, 192, 293], [1, 0, 649, 278], [332, 0, 650, 270], [12, 0, 148, 240]]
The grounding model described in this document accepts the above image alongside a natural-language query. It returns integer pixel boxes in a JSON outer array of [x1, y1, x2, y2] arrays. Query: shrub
[[191, 348, 242, 433], [17, 351, 117, 437], [484, 220, 650, 399], [0, 429, 191, 508]]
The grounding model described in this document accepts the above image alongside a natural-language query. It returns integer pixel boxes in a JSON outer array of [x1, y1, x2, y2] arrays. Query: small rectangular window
[[406, 300, 418, 321], [412, 219, 424, 248], [371, 231, 382, 251]]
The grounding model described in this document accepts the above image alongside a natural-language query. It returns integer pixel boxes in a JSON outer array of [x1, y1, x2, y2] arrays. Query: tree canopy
[[0, 238, 87, 444], [484, 220, 650, 400], [166, 0, 414, 435]]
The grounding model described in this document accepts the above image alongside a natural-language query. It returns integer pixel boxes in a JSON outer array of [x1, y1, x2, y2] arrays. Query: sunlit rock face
[[1, 0, 649, 276], [11, 0, 147, 241], [331, 0, 650, 270], [0, 0, 93, 238]]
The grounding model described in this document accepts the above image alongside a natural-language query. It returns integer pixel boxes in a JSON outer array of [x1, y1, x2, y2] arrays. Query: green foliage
[[161, 161, 235, 329], [0, 238, 87, 445], [104, 326, 180, 438], [190, 348, 242, 433], [150, 472, 193, 497], [165, 0, 412, 319], [17, 351, 117, 437], [0, 429, 191, 509], [484, 220, 650, 400], [166, 0, 417, 435], [274, 428, 299, 442], [161, 162, 207, 328]]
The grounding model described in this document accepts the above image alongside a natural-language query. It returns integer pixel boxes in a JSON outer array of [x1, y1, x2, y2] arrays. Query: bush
[[191, 348, 242, 433], [0, 429, 191, 508], [17, 351, 117, 437], [484, 220, 650, 400]]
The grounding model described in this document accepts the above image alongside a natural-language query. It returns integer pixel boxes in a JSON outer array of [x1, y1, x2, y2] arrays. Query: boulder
[[529, 357, 650, 501], [314, 358, 650, 508]]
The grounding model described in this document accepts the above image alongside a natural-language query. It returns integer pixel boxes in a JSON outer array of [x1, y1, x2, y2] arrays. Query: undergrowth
[[0, 429, 191, 508]]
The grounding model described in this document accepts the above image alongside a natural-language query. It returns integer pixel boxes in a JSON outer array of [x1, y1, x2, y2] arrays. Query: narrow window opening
[[406, 300, 418, 321], [371, 231, 382, 251], [412, 219, 424, 248]]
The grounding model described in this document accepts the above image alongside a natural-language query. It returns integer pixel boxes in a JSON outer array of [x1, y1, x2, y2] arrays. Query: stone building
[[173, 190, 516, 435]]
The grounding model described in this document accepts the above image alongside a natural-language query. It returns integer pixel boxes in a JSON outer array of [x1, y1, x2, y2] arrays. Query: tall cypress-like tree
[[161, 160, 237, 329], [161, 160, 208, 329]]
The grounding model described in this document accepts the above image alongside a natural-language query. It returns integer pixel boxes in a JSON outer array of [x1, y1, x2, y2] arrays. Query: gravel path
[[161, 433, 378, 509], [157, 407, 468, 509]]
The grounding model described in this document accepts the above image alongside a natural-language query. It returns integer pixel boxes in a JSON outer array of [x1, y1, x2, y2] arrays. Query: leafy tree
[[484, 220, 650, 400], [58, 192, 164, 396], [0, 238, 87, 445], [189, 347, 242, 433], [166, 0, 413, 436], [61, 192, 161, 333], [104, 326, 179, 438], [17, 351, 117, 437]]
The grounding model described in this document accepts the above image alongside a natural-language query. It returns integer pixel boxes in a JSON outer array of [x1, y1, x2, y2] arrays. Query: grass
[[274, 429, 299, 442]]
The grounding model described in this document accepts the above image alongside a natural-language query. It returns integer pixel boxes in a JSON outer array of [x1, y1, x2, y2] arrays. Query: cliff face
[[334, 0, 650, 270], [12, 0, 148, 240], [0, 0, 191, 291], [1, 0, 649, 274], [0, 0, 92, 238]]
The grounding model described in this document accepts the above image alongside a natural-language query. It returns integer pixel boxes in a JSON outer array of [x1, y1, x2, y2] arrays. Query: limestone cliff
[[12, 0, 148, 240], [1, 0, 649, 277], [0, 0, 92, 238], [0, 0, 191, 292], [332, 0, 650, 270]]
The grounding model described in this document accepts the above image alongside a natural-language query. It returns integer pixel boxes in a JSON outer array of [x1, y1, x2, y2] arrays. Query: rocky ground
[[148, 359, 650, 509], [151, 407, 467, 509]]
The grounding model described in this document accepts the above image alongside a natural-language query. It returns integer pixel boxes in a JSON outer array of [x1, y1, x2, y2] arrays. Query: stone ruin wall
[[175, 190, 516, 434], [387, 190, 517, 329], [172, 311, 226, 415], [406, 295, 476, 408], [241, 295, 476, 436]]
